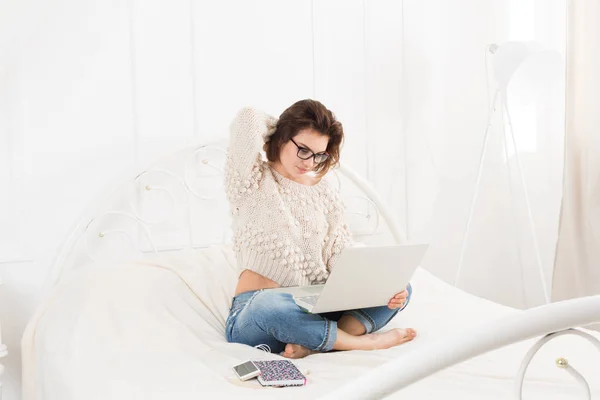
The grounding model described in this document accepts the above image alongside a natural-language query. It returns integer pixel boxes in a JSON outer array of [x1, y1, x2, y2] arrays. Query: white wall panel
[[0, 67, 30, 265], [132, 0, 196, 164], [13, 0, 135, 256], [0, 45, 35, 400], [363, 0, 406, 231], [1, 3, 138, 396], [313, 0, 368, 179], [192, 0, 314, 135]]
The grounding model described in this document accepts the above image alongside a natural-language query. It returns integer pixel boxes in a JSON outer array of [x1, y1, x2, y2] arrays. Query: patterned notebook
[[253, 360, 307, 387]]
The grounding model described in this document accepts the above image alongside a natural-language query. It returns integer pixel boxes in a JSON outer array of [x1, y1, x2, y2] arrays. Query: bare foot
[[281, 343, 316, 359], [365, 328, 417, 350]]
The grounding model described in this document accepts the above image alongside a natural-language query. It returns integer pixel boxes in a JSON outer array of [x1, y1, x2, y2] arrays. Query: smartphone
[[233, 360, 261, 381]]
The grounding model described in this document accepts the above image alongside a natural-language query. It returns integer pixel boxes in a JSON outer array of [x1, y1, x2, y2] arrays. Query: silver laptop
[[267, 244, 428, 313]]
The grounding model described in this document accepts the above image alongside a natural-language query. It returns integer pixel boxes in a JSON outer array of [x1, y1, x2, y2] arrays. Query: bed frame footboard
[[321, 295, 600, 399]]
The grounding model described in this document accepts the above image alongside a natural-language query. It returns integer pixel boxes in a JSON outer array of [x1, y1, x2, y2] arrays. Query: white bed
[[21, 139, 600, 399]]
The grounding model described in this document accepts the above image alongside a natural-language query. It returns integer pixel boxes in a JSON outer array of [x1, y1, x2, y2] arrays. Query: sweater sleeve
[[224, 107, 277, 206]]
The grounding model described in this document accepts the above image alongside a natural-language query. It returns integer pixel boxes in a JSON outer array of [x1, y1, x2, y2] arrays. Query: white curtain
[[552, 1, 600, 328]]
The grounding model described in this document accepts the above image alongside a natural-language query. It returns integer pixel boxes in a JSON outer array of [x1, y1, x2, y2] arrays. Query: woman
[[224, 99, 416, 359]]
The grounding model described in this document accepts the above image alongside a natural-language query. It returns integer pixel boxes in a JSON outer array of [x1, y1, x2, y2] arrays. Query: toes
[[283, 350, 300, 359], [283, 344, 314, 359], [283, 344, 305, 359], [281, 344, 295, 358], [404, 328, 417, 340], [395, 328, 416, 344]]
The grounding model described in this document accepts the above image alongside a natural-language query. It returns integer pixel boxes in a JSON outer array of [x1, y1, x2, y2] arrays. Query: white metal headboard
[[44, 138, 404, 290]]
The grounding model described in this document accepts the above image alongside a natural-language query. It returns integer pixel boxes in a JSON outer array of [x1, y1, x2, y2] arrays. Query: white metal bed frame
[[29, 139, 600, 400]]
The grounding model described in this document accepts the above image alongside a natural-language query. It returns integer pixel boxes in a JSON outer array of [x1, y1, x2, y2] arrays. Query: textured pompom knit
[[224, 107, 352, 287]]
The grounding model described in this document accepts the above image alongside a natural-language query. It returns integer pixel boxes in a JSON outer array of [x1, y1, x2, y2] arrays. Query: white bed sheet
[[22, 246, 600, 400]]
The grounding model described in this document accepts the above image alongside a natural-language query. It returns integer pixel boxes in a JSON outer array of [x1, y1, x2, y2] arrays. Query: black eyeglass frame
[[290, 138, 330, 164]]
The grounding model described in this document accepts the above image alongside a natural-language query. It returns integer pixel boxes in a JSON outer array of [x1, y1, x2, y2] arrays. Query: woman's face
[[277, 128, 329, 180]]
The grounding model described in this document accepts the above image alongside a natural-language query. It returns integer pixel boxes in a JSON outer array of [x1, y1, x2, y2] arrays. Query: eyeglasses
[[290, 138, 329, 164]]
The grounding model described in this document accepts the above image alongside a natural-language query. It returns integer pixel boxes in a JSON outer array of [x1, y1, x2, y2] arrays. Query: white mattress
[[22, 246, 600, 400]]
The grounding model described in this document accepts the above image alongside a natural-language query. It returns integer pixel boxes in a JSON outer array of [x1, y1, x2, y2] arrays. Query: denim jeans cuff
[[346, 309, 377, 334], [315, 319, 338, 352]]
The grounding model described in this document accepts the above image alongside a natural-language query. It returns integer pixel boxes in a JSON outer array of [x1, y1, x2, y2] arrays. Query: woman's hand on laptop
[[387, 286, 409, 310]]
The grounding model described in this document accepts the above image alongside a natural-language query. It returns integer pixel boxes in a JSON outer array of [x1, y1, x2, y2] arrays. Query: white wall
[[0, 0, 565, 398]]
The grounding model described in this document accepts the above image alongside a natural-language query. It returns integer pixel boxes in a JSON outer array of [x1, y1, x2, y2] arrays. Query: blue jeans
[[225, 283, 413, 354]]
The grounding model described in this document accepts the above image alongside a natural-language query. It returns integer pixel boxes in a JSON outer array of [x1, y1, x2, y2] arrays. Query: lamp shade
[[492, 41, 563, 101]]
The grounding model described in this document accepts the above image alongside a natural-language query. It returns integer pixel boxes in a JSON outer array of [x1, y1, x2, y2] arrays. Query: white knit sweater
[[224, 107, 352, 287]]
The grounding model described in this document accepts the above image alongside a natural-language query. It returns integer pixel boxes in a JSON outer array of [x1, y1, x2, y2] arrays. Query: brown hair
[[264, 99, 344, 176]]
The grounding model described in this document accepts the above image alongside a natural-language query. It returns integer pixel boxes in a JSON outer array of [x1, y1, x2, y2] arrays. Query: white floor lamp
[[454, 41, 563, 306]]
